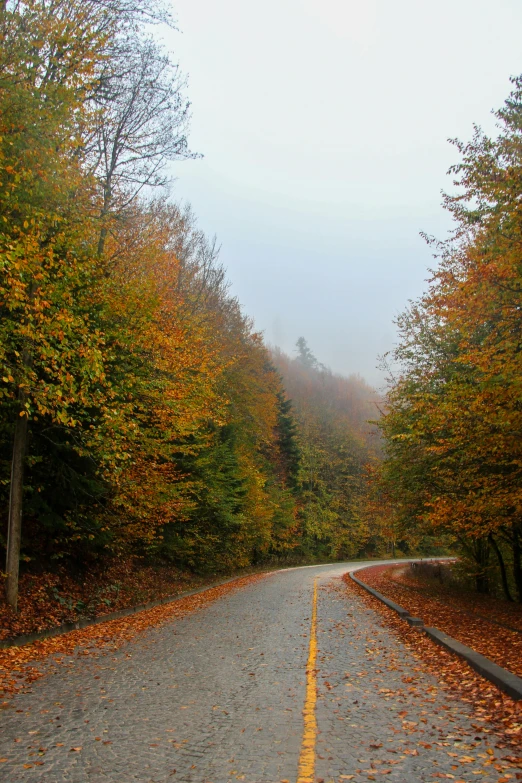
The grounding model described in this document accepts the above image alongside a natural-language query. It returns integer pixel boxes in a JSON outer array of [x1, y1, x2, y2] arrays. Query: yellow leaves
[[0, 3, 307, 572]]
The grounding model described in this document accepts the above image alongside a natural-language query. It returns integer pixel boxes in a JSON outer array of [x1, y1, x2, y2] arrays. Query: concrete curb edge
[[424, 626, 522, 701], [349, 568, 522, 702]]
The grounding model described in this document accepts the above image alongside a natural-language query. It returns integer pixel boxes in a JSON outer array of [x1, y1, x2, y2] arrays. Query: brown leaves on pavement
[[343, 568, 522, 751], [0, 573, 268, 700], [357, 564, 522, 676]]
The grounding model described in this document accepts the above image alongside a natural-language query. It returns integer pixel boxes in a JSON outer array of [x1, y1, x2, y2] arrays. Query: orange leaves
[[0, 572, 267, 697], [376, 80, 522, 591], [0, 3, 301, 586], [346, 568, 522, 749], [358, 564, 522, 677], [90, 200, 305, 563]]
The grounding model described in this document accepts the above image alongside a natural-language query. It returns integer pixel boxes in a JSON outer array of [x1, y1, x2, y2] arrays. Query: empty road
[[0, 563, 503, 782]]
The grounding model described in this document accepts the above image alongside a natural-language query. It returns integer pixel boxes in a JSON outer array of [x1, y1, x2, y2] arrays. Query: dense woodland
[[371, 77, 522, 602], [4, 0, 521, 624], [271, 343, 378, 560], [0, 0, 382, 620]]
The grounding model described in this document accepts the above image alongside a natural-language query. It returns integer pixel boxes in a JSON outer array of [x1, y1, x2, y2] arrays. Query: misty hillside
[[272, 343, 378, 446], [271, 340, 380, 561]]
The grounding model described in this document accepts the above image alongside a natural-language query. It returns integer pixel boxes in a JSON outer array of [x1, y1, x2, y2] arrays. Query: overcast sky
[[162, 0, 522, 388]]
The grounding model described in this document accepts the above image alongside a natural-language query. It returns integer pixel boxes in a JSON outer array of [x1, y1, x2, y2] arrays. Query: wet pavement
[[0, 563, 506, 782]]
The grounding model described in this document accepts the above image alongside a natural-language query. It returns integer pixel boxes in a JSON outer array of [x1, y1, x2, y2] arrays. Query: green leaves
[[377, 75, 522, 597]]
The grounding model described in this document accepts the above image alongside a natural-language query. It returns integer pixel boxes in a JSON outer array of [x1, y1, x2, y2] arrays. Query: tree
[[272, 346, 378, 560], [295, 337, 319, 370], [1, 0, 188, 608], [89, 31, 198, 256], [0, 0, 119, 609], [377, 75, 522, 599]]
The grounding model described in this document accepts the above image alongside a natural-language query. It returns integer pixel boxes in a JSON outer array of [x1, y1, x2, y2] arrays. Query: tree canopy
[[1, 0, 379, 611], [374, 76, 522, 601]]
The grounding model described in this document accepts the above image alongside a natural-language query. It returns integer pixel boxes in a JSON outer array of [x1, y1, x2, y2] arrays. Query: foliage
[[1, 0, 386, 610], [272, 344, 379, 560], [376, 76, 522, 600]]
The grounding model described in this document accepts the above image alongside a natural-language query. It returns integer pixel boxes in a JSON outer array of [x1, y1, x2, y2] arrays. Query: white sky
[[162, 0, 522, 388]]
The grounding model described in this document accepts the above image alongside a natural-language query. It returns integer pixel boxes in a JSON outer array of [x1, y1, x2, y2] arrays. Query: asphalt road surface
[[0, 562, 504, 782]]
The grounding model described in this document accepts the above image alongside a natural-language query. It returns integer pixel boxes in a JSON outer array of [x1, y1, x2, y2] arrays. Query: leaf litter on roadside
[[0, 573, 268, 701], [318, 577, 521, 783], [342, 569, 522, 756]]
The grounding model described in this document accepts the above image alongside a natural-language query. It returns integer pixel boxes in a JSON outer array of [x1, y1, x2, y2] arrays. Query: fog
[[162, 0, 522, 388]]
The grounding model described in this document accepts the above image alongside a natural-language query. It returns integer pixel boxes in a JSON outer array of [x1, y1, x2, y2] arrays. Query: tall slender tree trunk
[[97, 181, 112, 257], [513, 526, 522, 603], [489, 533, 513, 602], [473, 537, 490, 595], [5, 390, 29, 611], [97, 225, 108, 257]]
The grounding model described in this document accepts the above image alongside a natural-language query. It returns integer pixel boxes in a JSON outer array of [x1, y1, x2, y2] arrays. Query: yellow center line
[[297, 577, 318, 783]]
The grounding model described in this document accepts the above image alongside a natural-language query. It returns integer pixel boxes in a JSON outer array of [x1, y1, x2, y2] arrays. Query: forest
[[0, 0, 383, 627], [372, 76, 522, 603], [4, 0, 522, 632]]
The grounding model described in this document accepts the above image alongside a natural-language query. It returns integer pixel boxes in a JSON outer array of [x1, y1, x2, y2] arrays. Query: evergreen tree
[[295, 337, 319, 370]]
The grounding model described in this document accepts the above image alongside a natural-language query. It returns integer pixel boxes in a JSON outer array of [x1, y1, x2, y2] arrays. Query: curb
[[0, 574, 251, 650], [424, 627, 522, 701], [349, 568, 522, 702], [350, 573, 411, 618]]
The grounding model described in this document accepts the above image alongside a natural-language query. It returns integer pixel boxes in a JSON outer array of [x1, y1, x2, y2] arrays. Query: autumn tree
[[0, 0, 120, 609], [377, 75, 522, 599], [88, 27, 197, 255], [0, 0, 189, 608]]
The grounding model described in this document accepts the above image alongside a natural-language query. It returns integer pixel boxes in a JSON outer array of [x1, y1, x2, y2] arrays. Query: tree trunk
[[97, 225, 108, 257], [475, 572, 489, 594], [465, 537, 490, 594], [97, 181, 112, 257], [489, 533, 513, 602], [5, 396, 29, 612], [513, 527, 522, 603]]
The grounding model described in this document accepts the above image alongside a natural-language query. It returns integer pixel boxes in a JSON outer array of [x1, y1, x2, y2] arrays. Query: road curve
[[0, 562, 501, 782]]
